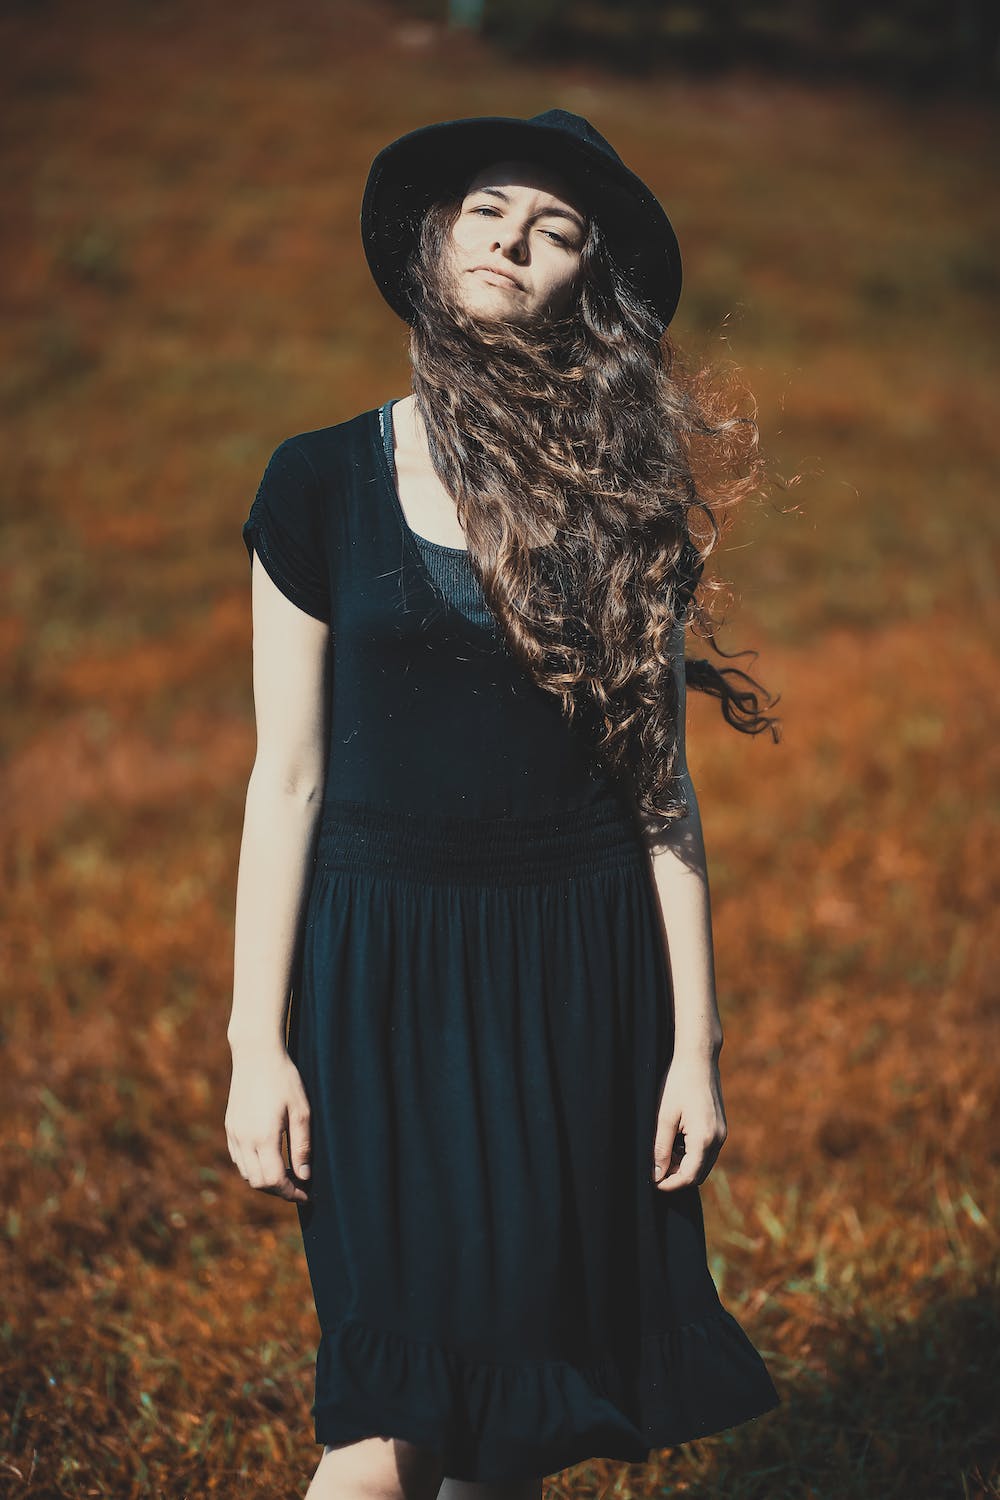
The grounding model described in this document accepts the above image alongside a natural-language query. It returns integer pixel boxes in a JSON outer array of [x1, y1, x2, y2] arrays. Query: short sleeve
[[241, 438, 331, 623]]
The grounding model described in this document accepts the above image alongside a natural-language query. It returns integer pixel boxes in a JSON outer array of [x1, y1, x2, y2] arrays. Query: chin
[[460, 296, 533, 327], [477, 291, 526, 310]]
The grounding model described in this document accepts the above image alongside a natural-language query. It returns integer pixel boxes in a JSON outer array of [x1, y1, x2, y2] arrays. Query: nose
[[490, 223, 528, 261]]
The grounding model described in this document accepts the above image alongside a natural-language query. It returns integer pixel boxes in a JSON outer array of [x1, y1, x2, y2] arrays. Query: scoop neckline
[[370, 403, 502, 648], [379, 399, 470, 556]]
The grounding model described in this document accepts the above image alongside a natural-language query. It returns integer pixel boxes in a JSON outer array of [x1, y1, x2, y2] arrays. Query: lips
[[472, 265, 522, 289]]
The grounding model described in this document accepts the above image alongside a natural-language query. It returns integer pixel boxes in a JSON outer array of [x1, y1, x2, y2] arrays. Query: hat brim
[[360, 115, 681, 331]]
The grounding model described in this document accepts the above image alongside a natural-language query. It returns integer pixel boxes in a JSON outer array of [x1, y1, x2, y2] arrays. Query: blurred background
[[2, 1, 998, 1495]]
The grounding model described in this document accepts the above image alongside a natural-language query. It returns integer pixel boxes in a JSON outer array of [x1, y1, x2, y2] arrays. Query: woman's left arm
[[638, 619, 727, 1193]]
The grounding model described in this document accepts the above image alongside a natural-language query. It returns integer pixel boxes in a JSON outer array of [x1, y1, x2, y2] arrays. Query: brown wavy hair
[[401, 190, 783, 830]]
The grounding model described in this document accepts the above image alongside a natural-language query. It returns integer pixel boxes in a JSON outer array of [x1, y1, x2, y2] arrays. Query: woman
[[226, 109, 782, 1500]]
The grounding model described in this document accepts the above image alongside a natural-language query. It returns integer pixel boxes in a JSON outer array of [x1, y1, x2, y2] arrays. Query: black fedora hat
[[360, 108, 683, 333]]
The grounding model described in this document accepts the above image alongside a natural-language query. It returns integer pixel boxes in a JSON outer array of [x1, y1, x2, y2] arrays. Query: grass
[[1, 0, 998, 1495]]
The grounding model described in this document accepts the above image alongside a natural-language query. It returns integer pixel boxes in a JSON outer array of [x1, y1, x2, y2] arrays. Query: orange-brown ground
[[2, 2, 998, 1496]]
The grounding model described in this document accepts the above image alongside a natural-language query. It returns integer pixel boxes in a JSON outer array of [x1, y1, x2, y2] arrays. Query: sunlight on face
[[445, 159, 587, 325]]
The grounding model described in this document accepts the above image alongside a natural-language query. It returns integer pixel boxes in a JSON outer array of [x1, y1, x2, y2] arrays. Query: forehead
[[462, 158, 585, 218]]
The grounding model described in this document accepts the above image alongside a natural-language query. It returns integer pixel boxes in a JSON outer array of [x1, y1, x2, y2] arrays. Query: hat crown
[[360, 108, 682, 333], [526, 109, 625, 169]]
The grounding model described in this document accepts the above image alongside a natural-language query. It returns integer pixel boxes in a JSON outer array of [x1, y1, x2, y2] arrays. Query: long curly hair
[[401, 190, 782, 829]]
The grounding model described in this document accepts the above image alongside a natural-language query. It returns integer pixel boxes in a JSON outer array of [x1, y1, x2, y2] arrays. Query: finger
[[657, 1153, 702, 1191], [287, 1104, 312, 1184], [274, 1165, 310, 1203], [696, 1138, 726, 1186], [227, 1134, 252, 1185], [253, 1142, 293, 1197], [258, 1140, 310, 1204], [651, 1110, 683, 1184], [659, 1138, 714, 1192], [279, 1135, 311, 1203], [246, 1145, 267, 1191]]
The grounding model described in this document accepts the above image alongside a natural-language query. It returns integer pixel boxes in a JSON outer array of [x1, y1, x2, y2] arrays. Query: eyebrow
[[468, 186, 587, 236]]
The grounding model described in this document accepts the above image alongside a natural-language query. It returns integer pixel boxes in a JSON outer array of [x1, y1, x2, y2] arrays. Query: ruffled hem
[[310, 1304, 781, 1482]]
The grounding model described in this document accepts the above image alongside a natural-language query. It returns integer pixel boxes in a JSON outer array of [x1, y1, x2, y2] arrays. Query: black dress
[[240, 400, 781, 1482]]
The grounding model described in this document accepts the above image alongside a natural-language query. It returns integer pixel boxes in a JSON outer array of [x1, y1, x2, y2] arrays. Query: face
[[445, 159, 587, 325]]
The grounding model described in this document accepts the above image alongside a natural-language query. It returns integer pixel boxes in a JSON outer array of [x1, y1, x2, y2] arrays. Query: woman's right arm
[[225, 547, 331, 1203]]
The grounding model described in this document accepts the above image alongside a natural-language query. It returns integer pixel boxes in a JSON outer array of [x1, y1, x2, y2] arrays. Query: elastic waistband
[[315, 795, 647, 888]]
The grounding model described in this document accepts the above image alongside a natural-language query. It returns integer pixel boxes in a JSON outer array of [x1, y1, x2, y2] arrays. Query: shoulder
[[273, 408, 375, 488], [243, 418, 379, 625]]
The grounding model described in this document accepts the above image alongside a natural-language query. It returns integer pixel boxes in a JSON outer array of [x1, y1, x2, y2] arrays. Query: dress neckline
[[370, 403, 501, 648], [378, 400, 470, 556]]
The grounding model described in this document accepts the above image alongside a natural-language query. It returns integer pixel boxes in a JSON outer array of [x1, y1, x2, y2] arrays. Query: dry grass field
[[2, 1, 998, 1495]]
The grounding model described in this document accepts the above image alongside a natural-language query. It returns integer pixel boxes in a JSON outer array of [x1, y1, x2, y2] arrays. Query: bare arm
[[225, 550, 329, 1201], [639, 619, 727, 1191]]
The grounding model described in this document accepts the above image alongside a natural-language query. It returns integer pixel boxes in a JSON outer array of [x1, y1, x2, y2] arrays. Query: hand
[[224, 1044, 312, 1204], [651, 1051, 727, 1192]]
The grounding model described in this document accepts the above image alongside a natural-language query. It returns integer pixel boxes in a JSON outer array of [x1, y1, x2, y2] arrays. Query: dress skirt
[[288, 794, 780, 1482]]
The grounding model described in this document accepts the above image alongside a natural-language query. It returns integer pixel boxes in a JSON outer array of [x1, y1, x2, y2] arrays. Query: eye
[[470, 206, 572, 247]]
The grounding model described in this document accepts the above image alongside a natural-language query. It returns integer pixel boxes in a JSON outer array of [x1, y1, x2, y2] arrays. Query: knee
[[306, 1435, 445, 1500], [437, 1479, 544, 1500]]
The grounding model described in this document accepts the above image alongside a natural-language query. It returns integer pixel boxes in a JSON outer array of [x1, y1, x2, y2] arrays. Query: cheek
[[451, 219, 481, 252], [443, 230, 469, 278], [550, 261, 580, 298]]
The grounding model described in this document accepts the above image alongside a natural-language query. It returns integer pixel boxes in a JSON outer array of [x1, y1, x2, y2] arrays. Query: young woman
[[226, 109, 781, 1500]]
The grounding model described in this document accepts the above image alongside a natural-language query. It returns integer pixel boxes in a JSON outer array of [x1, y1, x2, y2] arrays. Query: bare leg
[[437, 1480, 544, 1500], [304, 1435, 446, 1500]]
